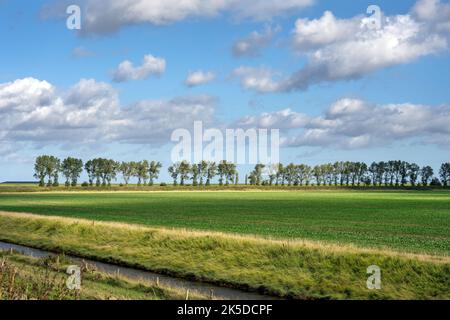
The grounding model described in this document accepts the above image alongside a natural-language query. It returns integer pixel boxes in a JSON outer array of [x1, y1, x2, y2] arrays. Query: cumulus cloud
[[112, 54, 166, 82], [236, 98, 450, 149], [0, 77, 215, 147], [46, 0, 313, 35], [232, 25, 280, 57], [291, 11, 359, 51], [413, 0, 450, 32], [185, 71, 216, 87], [231, 67, 281, 93], [234, 0, 450, 93], [237, 108, 309, 129], [284, 10, 448, 91]]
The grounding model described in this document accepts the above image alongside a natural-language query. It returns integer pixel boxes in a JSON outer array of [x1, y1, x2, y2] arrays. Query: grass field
[[0, 190, 449, 255], [0, 189, 449, 299], [0, 212, 448, 300]]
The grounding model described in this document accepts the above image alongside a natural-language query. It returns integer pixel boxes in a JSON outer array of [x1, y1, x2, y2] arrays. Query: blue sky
[[0, 0, 449, 182]]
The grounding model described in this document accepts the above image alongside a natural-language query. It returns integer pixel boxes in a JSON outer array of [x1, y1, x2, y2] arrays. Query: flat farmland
[[0, 190, 449, 255]]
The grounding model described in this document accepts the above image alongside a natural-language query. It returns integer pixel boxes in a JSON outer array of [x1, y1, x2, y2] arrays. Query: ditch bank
[[0, 211, 449, 300], [0, 241, 275, 300]]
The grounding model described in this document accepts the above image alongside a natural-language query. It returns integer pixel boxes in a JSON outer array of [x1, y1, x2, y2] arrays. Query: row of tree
[[34, 156, 450, 188], [34, 156, 162, 187], [247, 161, 450, 187], [168, 160, 238, 186]]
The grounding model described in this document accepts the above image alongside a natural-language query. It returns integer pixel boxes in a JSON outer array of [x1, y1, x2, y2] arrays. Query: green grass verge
[[0, 251, 208, 300], [0, 212, 448, 300], [0, 191, 449, 255]]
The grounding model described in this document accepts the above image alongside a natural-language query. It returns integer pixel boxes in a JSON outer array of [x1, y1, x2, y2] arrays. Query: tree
[[335, 162, 345, 186], [387, 161, 396, 186], [332, 162, 341, 186], [369, 162, 379, 186], [38, 156, 60, 187], [84, 160, 96, 186], [178, 161, 191, 186], [91, 158, 103, 186], [135, 161, 149, 186], [248, 172, 257, 185], [275, 163, 284, 186], [225, 162, 237, 186], [376, 162, 386, 186], [430, 177, 442, 187], [168, 163, 181, 186], [420, 166, 434, 186], [101, 159, 119, 186], [119, 162, 135, 185], [191, 163, 200, 186], [266, 164, 278, 186], [408, 163, 420, 186], [61, 157, 83, 187], [285, 163, 297, 186], [148, 161, 162, 186], [252, 164, 265, 186], [323, 163, 334, 186], [217, 161, 227, 186], [355, 162, 368, 187], [205, 162, 217, 186], [34, 156, 48, 187], [198, 161, 208, 186], [343, 162, 352, 186], [313, 165, 322, 186], [440, 163, 450, 187], [399, 161, 409, 186]]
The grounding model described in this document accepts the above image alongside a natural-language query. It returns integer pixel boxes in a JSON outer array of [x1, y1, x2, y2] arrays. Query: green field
[[0, 190, 449, 255], [1, 212, 448, 299]]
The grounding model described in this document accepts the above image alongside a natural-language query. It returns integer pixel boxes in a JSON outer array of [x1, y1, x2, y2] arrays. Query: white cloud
[[413, 0, 450, 31], [232, 67, 281, 93], [112, 54, 166, 82], [237, 108, 309, 129], [284, 12, 448, 91], [234, 0, 450, 93], [0, 77, 215, 147], [292, 11, 359, 51], [232, 25, 279, 57], [236, 98, 450, 149], [60, 0, 313, 35], [2, 77, 450, 152], [185, 70, 216, 87]]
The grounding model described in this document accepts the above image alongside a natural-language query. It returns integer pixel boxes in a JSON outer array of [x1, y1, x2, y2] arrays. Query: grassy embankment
[[0, 250, 210, 300], [0, 212, 448, 300]]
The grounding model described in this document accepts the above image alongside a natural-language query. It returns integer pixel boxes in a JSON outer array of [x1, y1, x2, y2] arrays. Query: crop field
[[0, 190, 449, 255], [1, 211, 449, 299]]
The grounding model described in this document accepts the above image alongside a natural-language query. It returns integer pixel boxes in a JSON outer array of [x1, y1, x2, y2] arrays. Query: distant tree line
[[34, 156, 450, 188], [247, 161, 449, 187], [168, 160, 238, 186], [34, 156, 162, 187]]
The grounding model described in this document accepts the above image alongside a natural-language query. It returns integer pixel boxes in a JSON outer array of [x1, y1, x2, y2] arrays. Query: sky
[[0, 0, 449, 182]]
